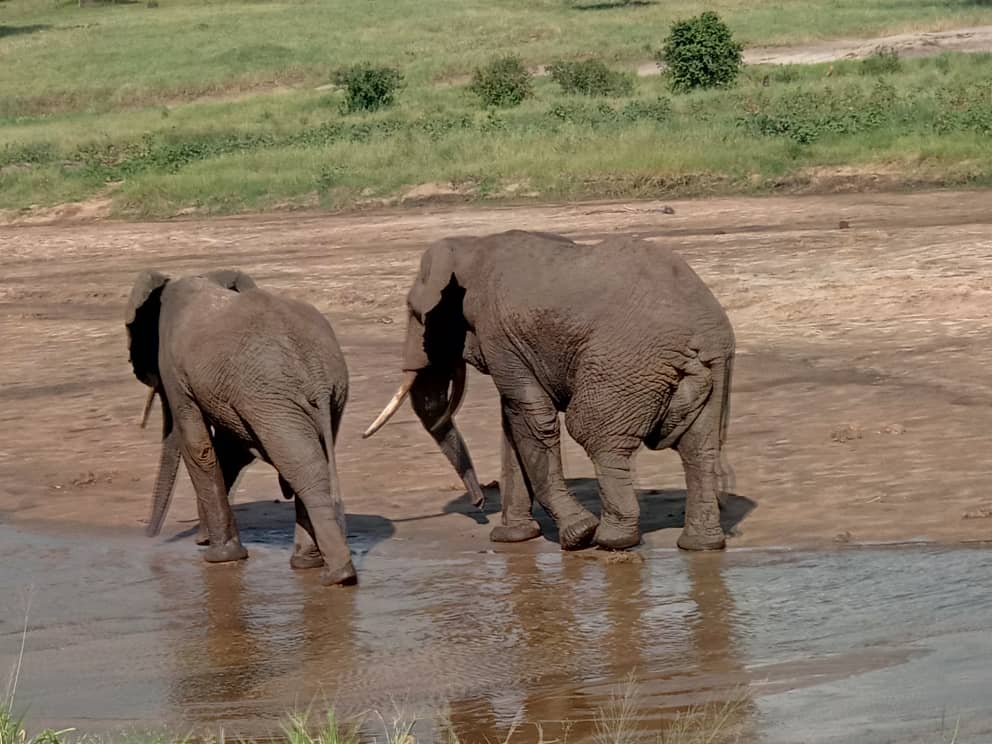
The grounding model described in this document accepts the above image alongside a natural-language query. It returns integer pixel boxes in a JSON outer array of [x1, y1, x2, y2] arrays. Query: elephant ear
[[204, 269, 257, 292], [125, 270, 170, 388], [404, 242, 467, 370]]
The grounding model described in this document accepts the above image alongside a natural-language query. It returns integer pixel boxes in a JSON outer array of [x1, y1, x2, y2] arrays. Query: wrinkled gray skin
[[125, 269, 355, 585], [367, 230, 735, 551]]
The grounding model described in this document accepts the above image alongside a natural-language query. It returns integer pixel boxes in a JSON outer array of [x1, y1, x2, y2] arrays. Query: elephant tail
[[146, 391, 181, 537], [316, 393, 347, 537], [716, 354, 736, 501]]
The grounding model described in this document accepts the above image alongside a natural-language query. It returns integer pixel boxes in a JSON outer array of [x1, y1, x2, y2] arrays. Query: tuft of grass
[[283, 709, 360, 744], [658, 695, 749, 744], [594, 673, 641, 744]]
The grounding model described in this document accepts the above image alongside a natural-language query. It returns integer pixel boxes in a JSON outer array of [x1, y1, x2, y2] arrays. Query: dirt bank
[[635, 24, 992, 75], [2, 189, 992, 551]]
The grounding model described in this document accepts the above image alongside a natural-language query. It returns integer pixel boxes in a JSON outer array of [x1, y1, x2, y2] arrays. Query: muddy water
[[1, 522, 991, 743]]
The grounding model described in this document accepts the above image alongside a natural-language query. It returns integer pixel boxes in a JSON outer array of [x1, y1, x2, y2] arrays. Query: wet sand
[[2, 189, 992, 546], [2, 189, 992, 740]]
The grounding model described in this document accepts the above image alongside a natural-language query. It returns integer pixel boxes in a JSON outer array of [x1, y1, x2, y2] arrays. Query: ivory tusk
[[429, 361, 466, 433], [363, 371, 417, 439], [138, 387, 157, 429]]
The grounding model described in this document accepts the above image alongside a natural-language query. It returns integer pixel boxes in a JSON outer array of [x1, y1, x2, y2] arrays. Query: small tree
[[334, 64, 403, 113], [470, 55, 533, 108], [658, 11, 742, 93]]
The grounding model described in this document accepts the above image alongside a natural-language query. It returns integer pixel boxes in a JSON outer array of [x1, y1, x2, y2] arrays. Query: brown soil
[[2, 189, 992, 551]]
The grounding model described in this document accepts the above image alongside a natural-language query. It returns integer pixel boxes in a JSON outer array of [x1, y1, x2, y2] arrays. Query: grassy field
[[2, 0, 992, 217]]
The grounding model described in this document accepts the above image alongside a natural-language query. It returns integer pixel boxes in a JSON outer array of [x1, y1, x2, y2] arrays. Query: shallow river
[[1, 522, 990, 743]]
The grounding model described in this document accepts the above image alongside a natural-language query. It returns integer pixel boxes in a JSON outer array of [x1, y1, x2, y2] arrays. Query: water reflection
[[443, 552, 752, 743], [11, 523, 992, 744], [135, 543, 755, 741], [152, 554, 362, 732]]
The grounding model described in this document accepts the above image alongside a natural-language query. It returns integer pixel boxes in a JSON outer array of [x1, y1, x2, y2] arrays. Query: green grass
[[4, 50, 992, 217], [2, 0, 992, 217], [2, 0, 990, 115]]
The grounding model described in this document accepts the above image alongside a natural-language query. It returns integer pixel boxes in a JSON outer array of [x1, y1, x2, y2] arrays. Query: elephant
[[364, 230, 735, 552], [125, 268, 356, 585]]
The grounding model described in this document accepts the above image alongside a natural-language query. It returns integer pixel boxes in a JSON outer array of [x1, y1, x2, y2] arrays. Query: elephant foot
[[594, 521, 641, 550], [559, 513, 600, 551], [677, 529, 726, 551], [195, 525, 210, 546], [290, 549, 325, 570], [320, 560, 358, 587], [203, 540, 248, 563], [490, 520, 541, 543]]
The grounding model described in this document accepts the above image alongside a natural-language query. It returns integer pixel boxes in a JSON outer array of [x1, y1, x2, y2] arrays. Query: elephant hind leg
[[564, 384, 655, 551], [280, 475, 325, 570], [499, 384, 598, 550], [261, 422, 355, 586], [588, 447, 642, 550], [644, 358, 712, 452], [674, 394, 726, 552]]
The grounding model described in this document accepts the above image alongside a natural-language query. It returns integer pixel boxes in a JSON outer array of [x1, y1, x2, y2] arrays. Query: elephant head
[[125, 268, 256, 537], [363, 244, 486, 509]]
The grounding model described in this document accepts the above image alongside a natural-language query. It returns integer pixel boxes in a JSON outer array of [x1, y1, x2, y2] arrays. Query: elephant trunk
[[364, 363, 485, 510], [146, 393, 181, 537], [410, 364, 483, 508]]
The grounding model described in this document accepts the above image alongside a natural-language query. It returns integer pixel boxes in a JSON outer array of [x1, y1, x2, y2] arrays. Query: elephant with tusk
[[365, 230, 735, 552]]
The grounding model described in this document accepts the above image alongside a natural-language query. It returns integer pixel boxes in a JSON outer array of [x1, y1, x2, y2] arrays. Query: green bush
[[334, 64, 403, 113], [547, 59, 634, 97], [860, 47, 902, 76], [470, 55, 533, 107], [658, 11, 743, 93]]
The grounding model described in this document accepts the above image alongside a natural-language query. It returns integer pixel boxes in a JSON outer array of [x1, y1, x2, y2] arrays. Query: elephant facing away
[[125, 269, 356, 586], [365, 230, 735, 552]]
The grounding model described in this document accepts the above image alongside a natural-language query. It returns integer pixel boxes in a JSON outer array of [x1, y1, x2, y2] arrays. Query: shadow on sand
[[166, 499, 396, 553], [443, 477, 757, 544]]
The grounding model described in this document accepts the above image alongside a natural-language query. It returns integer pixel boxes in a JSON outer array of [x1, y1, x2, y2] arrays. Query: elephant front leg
[[500, 388, 598, 550], [196, 432, 253, 546], [176, 407, 248, 563], [489, 409, 541, 543]]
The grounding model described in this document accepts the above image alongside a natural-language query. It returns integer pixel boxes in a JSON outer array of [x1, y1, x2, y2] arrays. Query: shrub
[[860, 47, 902, 76], [470, 55, 533, 107], [658, 11, 743, 93], [548, 59, 634, 97], [334, 64, 403, 113]]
